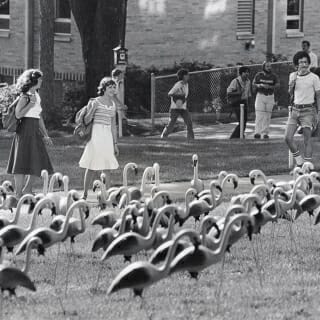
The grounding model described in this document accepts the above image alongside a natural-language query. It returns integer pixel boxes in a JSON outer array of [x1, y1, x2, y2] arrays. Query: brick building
[[0, 0, 318, 72]]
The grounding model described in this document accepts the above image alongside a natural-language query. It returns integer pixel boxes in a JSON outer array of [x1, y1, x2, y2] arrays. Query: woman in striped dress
[[7, 69, 54, 198], [79, 77, 119, 199]]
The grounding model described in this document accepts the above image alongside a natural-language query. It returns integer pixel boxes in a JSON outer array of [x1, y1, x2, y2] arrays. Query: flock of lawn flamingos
[[0, 154, 320, 298]]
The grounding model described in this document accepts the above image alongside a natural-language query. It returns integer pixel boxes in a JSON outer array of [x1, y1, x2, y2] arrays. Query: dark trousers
[[162, 109, 194, 139], [230, 100, 248, 139]]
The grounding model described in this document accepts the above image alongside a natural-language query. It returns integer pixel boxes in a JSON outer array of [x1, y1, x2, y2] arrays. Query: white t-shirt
[[309, 51, 318, 68], [289, 72, 320, 105], [168, 81, 189, 110], [24, 92, 42, 119]]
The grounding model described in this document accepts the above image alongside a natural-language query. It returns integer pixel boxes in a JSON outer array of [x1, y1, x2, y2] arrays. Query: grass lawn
[[1, 130, 320, 192], [1, 131, 320, 319], [1, 201, 320, 320]]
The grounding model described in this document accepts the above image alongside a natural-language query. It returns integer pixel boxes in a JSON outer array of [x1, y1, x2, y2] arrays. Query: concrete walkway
[[168, 116, 290, 140]]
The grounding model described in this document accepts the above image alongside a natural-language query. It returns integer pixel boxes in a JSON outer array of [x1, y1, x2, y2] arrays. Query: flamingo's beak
[[250, 177, 255, 185], [233, 180, 238, 189]]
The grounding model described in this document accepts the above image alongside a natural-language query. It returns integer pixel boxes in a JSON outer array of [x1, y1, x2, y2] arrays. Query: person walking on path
[[7, 69, 54, 198], [79, 77, 119, 199], [285, 51, 320, 167], [227, 66, 252, 139], [161, 68, 194, 141], [302, 40, 318, 68], [253, 61, 280, 139]]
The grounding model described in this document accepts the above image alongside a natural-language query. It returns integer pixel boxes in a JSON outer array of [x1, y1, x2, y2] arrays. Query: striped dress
[[79, 99, 119, 170]]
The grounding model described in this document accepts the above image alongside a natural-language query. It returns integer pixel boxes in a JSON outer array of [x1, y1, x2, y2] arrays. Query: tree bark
[[39, 0, 56, 126], [69, 0, 125, 98]]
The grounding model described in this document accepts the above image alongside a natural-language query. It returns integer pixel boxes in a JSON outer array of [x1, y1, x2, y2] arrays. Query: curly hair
[[176, 68, 189, 81], [16, 69, 43, 93], [293, 51, 311, 66], [97, 77, 116, 96]]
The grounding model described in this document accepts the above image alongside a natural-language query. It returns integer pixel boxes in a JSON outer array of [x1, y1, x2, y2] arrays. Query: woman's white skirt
[[79, 123, 119, 170]]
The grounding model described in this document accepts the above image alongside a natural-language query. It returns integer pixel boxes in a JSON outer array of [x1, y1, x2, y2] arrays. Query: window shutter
[[237, 0, 255, 35]]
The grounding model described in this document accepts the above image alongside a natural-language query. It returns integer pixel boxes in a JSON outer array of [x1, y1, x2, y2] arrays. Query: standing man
[[161, 68, 194, 141], [302, 40, 318, 68], [285, 51, 320, 167], [253, 61, 280, 139], [227, 66, 252, 139]]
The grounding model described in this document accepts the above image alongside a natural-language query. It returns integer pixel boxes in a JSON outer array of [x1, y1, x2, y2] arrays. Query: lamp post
[[113, 0, 128, 137]]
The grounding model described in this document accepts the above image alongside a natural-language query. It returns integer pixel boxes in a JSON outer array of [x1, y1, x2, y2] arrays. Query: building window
[[237, 0, 255, 38], [286, 0, 303, 32], [54, 0, 71, 35], [0, 0, 9, 30]]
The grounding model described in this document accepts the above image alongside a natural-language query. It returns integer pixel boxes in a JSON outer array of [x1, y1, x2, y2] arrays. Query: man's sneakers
[[263, 134, 269, 139]]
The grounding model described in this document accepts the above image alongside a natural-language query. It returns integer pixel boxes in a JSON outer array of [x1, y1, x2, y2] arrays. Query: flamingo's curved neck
[[164, 214, 175, 241], [22, 238, 37, 273], [285, 175, 308, 208], [193, 161, 199, 181], [99, 181, 108, 202], [210, 214, 250, 259], [48, 175, 57, 193], [119, 207, 131, 234], [42, 172, 49, 195], [12, 197, 28, 224], [63, 177, 69, 195], [147, 206, 173, 242], [28, 204, 41, 231], [160, 229, 200, 274], [209, 183, 217, 209], [140, 168, 152, 194], [123, 165, 129, 187], [154, 164, 160, 187], [58, 203, 81, 239]]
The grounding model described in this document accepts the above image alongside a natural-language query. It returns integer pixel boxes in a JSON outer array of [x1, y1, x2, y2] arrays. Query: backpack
[[73, 99, 95, 142], [2, 94, 30, 132]]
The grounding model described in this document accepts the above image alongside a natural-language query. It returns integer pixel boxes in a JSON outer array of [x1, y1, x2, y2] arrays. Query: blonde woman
[[79, 77, 119, 199], [7, 69, 54, 198]]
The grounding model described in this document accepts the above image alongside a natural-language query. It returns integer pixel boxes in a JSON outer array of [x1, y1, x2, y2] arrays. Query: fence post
[[151, 73, 155, 132], [240, 103, 244, 139], [288, 106, 294, 168]]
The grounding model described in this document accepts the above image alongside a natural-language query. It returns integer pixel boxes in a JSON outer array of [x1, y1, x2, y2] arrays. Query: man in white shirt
[[302, 40, 318, 68], [285, 51, 320, 167]]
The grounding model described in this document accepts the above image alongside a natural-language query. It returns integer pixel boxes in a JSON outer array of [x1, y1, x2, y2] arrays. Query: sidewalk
[[168, 116, 289, 140]]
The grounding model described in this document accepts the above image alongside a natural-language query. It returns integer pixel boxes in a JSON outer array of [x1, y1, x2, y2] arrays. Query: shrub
[[59, 83, 86, 127], [0, 84, 18, 129], [125, 60, 215, 116]]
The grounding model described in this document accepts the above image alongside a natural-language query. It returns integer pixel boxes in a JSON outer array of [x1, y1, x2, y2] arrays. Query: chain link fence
[[151, 61, 294, 128]]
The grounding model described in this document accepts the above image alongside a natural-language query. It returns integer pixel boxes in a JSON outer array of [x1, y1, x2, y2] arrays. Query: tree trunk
[[69, 0, 125, 98], [39, 0, 56, 127]]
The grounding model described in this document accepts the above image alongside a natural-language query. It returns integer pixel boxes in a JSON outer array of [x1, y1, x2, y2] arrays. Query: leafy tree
[[68, 0, 126, 98]]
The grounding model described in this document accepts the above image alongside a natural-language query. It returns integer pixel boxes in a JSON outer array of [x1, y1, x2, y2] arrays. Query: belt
[[258, 92, 274, 96], [293, 104, 314, 109]]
